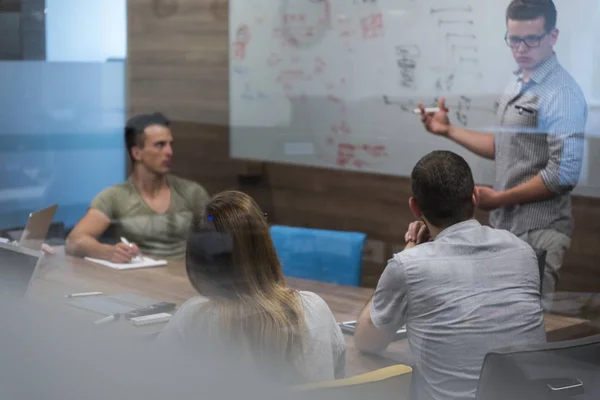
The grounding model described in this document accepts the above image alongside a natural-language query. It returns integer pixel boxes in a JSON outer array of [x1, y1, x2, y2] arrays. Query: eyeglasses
[[505, 31, 549, 48]]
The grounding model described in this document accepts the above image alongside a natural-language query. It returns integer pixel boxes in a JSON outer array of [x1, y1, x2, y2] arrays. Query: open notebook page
[[84, 256, 167, 270]]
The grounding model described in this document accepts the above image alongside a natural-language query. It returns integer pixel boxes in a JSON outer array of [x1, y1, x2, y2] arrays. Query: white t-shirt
[[157, 290, 346, 383]]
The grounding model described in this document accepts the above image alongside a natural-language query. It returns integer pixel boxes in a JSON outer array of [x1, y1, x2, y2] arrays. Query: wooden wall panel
[[127, 0, 600, 291], [128, 0, 228, 125], [0, 0, 21, 12]]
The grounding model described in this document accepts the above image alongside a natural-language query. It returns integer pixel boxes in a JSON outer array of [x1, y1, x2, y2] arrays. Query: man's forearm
[[357, 294, 374, 324], [498, 174, 554, 207], [355, 294, 396, 353], [447, 125, 495, 160], [65, 235, 111, 259], [355, 295, 378, 352]]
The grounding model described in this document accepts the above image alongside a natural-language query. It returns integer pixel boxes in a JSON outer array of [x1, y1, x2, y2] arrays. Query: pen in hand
[[120, 237, 142, 261]]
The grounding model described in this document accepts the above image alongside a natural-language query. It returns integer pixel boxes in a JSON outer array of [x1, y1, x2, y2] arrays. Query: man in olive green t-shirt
[[66, 112, 209, 262]]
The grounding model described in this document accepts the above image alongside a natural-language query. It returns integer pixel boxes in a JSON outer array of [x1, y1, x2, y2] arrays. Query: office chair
[[293, 365, 413, 400], [269, 225, 367, 286], [476, 334, 600, 400]]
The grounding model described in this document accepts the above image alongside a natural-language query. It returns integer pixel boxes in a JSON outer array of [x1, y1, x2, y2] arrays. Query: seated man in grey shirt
[[355, 151, 546, 400]]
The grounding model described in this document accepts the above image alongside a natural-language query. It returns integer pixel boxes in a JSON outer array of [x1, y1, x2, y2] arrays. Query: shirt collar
[[513, 52, 558, 84], [127, 174, 172, 187], [434, 219, 481, 241]]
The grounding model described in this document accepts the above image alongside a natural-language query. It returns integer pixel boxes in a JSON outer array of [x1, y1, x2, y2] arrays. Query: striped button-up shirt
[[491, 53, 587, 237]]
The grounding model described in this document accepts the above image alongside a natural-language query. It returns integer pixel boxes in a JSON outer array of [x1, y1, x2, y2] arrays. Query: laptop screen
[[0, 246, 40, 297]]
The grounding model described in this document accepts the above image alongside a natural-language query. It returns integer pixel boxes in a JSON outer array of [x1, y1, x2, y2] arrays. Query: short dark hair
[[411, 151, 475, 228], [124, 112, 170, 161], [506, 0, 557, 32]]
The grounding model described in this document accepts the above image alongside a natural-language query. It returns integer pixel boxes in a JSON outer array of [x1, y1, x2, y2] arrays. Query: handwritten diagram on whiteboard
[[229, 0, 598, 185]]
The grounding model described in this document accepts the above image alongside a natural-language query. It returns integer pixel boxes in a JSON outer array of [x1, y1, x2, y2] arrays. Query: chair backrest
[[269, 225, 366, 286], [476, 334, 600, 400], [293, 365, 413, 400]]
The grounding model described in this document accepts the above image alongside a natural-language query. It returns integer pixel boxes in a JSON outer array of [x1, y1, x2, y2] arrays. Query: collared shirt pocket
[[511, 105, 538, 132]]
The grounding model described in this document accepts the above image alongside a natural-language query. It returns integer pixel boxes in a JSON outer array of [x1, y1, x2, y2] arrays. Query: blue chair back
[[269, 225, 366, 286]]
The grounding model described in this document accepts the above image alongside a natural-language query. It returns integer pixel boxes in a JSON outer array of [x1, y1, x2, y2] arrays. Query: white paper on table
[[84, 256, 167, 270]]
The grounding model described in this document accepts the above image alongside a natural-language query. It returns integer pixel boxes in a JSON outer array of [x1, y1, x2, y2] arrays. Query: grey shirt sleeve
[[370, 257, 409, 333]]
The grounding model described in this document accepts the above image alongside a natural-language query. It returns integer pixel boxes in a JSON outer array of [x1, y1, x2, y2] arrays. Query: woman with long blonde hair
[[158, 190, 345, 383]]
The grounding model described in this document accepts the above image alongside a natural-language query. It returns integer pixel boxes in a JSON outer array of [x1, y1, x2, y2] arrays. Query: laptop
[[0, 241, 44, 298], [17, 204, 58, 251]]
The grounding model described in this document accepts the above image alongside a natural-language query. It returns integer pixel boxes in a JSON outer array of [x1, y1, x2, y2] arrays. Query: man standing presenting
[[419, 0, 586, 310]]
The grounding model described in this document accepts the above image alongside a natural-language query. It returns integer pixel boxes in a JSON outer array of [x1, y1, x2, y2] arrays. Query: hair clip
[[207, 216, 213, 221]]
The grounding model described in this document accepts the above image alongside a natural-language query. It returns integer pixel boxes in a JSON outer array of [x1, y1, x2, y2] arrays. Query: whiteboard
[[229, 0, 600, 193]]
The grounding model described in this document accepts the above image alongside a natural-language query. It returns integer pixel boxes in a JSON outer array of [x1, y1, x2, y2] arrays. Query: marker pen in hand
[[413, 107, 441, 114]]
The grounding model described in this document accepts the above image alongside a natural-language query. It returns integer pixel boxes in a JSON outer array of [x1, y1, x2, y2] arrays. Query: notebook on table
[[84, 256, 167, 270]]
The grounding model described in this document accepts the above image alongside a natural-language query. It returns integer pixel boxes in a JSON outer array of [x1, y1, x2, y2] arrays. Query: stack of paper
[[84, 256, 167, 270]]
